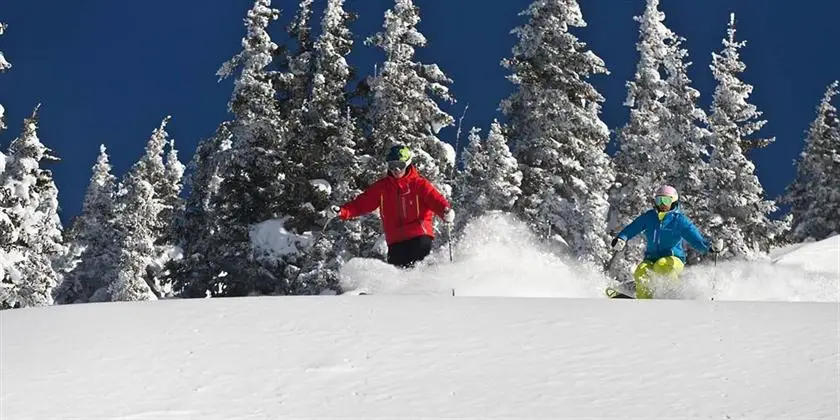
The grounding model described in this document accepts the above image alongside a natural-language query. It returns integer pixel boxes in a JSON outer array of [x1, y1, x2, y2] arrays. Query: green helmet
[[386, 144, 413, 170]]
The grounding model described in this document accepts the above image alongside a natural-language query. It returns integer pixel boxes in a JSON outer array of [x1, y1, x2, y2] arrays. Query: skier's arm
[[616, 213, 648, 241], [417, 178, 450, 218], [340, 182, 382, 219], [679, 215, 710, 254]]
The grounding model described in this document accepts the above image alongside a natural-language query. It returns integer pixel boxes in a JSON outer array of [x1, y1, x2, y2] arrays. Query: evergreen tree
[[281, 0, 358, 234], [453, 121, 522, 234], [167, 123, 233, 296], [365, 0, 456, 194], [106, 117, 177, 301], [500, 0, 614, 265], [278, 0, 322, 232], [129, 116, 173, 239], [283, 0, 315, 111], [292, 0, 372, 294], [782, 81, 840, 242], [108, 170, 158, 302], [610, 0, 710, 276], [159, 137, 185, 245], [0, 106, 64, 308], [178, 0, 289, 297], [453, 127, 485, 232], [53, 145, 120, 304], [312, 0, 355, 126], [657, 17, 713, 260], [706, 14, 786, 257], [610, 0, 675, 244], [294, 110, 367, 294]]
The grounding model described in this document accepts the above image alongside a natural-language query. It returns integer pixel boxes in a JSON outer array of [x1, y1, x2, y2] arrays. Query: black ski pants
[[387, 235, 433, 268]]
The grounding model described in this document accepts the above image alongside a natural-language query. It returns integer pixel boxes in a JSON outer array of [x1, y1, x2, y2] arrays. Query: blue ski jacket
[[616, 207, 710, 263]]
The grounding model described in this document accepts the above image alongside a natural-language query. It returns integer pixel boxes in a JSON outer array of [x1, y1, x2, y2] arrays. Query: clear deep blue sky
[[1, 0, 838, 222]]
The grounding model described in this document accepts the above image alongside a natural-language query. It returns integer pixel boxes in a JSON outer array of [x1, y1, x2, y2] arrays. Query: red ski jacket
[[338, 165, 450, 245]]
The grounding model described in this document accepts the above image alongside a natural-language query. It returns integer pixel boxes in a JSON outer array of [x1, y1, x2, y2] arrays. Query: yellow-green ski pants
[[633, 256, 685, 299]]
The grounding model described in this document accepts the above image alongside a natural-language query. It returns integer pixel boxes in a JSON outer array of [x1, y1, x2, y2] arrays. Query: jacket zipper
[[397, 185, 404, 227], [654, 214, 662, 252]]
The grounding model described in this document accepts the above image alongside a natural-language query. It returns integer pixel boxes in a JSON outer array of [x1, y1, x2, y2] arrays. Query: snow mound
[[249, 218, 311, 261], [309, 178, 331, 196], [771, 234, 839, 276], [340, 212, 611, 298]]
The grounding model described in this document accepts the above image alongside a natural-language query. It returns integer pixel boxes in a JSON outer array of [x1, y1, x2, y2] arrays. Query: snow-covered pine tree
[[706, 13, 786, 257], [500, 0, 614, 265], [782, 81, 840, 242], [280, 0, 356, 234], [453, 121, 522, 235], [106, 117, 177, 301], [276, 0, 322, 233], [453, 127, 485, 232], [53, 145, 121, 304], [180, 0, 289, 297], [282, 0, 315, 114], [159, 137, 185, 245], [147, 136, 185, 295], [294, 110, 366, 294], [0, 106, 64, 308], [128, 116, 174, 240], [166, 123, 232, 297], [311, 0, 355, 129], [365, 0, 456, 194], [656, 15, 713, 264], [124, 117, 182, 296], [108, 170, 158, 302], [292, 0, 372, 294], [609, 0, 696, 277]]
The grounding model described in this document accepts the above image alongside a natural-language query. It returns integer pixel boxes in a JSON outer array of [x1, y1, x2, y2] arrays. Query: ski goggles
[[654, 195, 676, 206], [387, 160, 408, 171]]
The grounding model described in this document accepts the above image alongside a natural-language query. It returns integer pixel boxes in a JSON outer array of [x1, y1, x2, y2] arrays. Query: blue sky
[[1, 0, 838, 222]]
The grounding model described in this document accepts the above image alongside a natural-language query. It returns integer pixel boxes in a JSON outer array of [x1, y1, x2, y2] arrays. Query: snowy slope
[[2, 296, 838, 419], [2, 213, 839, 419]]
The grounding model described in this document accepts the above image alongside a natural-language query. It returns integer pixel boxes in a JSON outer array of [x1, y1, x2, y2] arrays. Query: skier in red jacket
[[331, 144, 454, 268]]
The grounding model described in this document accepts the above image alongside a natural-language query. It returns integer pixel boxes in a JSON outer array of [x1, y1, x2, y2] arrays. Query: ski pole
[[321, 216, 336, 235], [447, 222, 453, 262], [711, 251, 718, 301], [604, 249, 621, 273], [710, 240, 723, 301]]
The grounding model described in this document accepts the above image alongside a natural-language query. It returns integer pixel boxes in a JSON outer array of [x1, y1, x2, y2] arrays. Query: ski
[[605, 284, 635, 299]]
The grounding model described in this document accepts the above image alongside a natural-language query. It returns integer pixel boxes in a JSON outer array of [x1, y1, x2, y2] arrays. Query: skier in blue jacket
[[610, 185, 721, 298]]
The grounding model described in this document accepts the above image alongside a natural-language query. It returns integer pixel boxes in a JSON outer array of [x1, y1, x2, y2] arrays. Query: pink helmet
[[655, 185, 679, 200]]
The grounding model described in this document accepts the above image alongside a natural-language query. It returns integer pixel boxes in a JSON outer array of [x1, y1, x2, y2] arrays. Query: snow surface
[[2, 213, 839, 419]]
